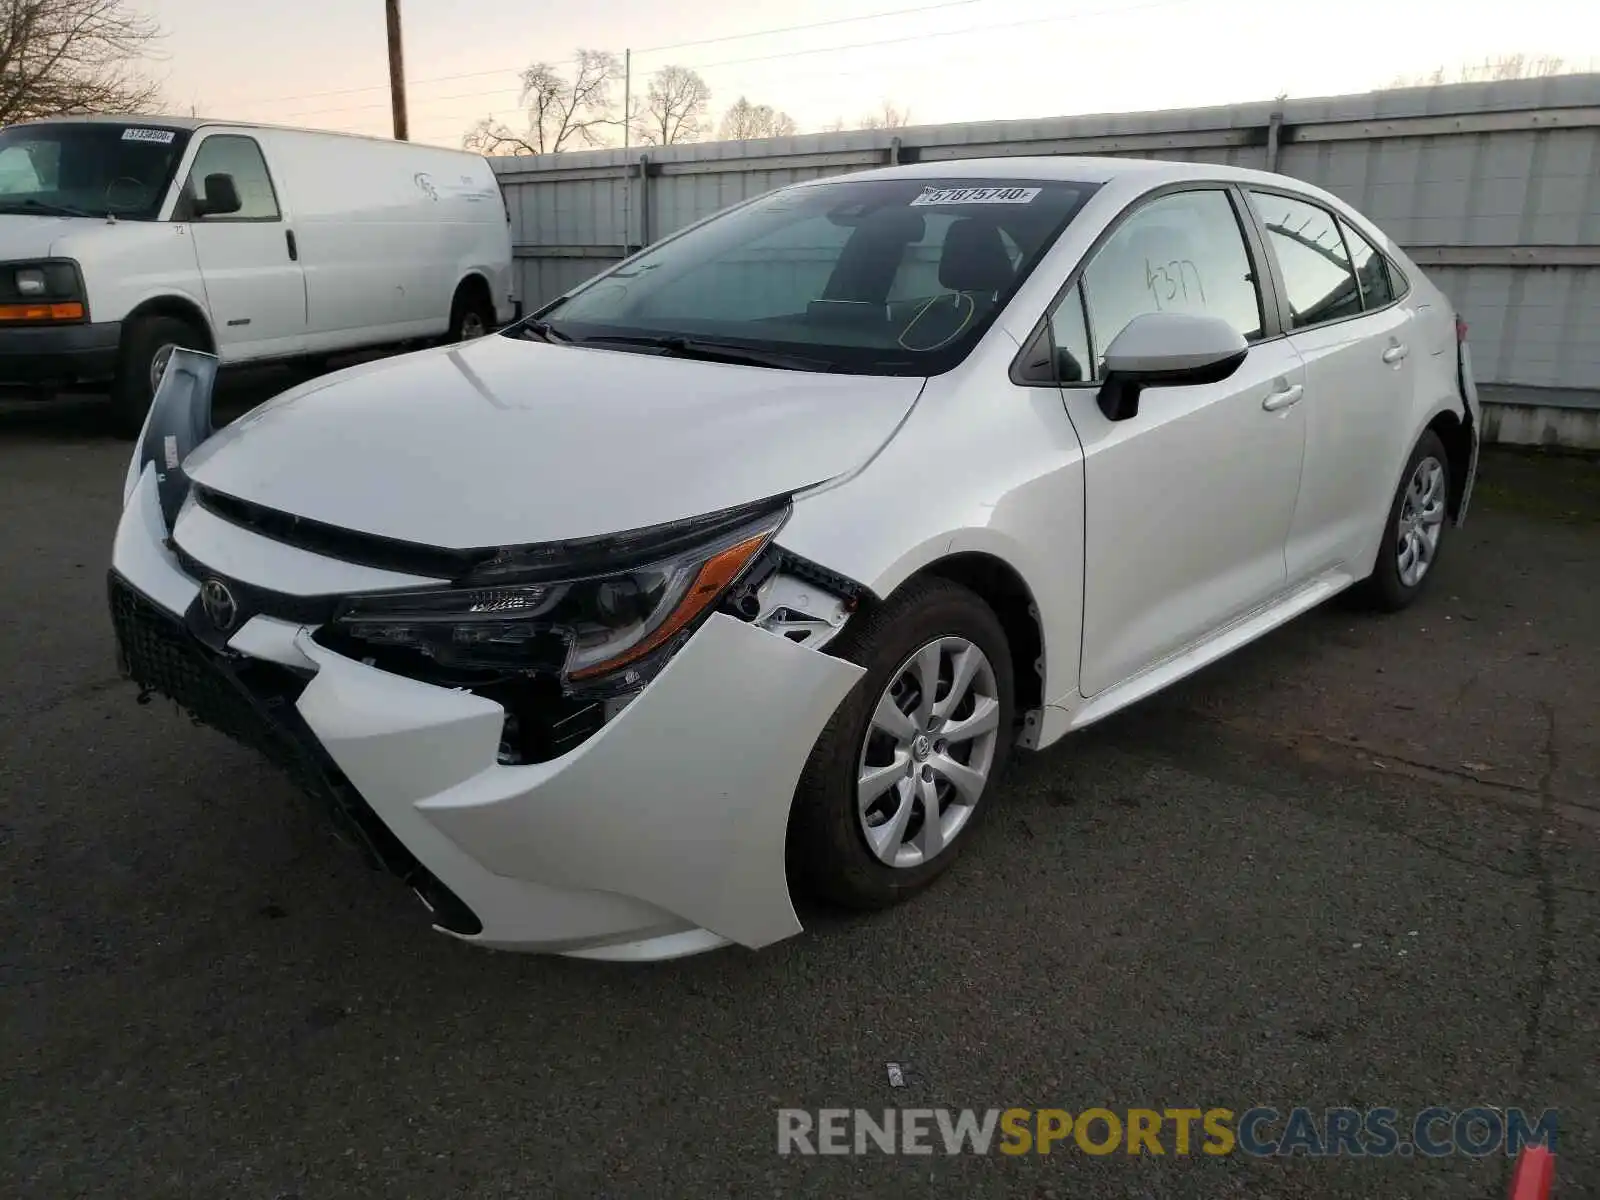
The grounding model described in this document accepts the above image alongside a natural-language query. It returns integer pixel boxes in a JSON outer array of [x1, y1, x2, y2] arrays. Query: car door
[[178, 133, 307, 361], [1041, 186, 1308, 698], [1246, 190, 1416, 583]]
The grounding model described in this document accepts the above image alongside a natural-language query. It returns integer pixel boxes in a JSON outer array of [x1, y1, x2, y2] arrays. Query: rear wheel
[[108, 315, 207, 439], [447, 282, 495, 342], [788, 577, 1015, 910], [1353, 429, 1452, 611]]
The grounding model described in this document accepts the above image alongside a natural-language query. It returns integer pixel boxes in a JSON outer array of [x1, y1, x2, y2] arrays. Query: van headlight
[[322, 505, 789, 693], [1, 259, 86, 322]]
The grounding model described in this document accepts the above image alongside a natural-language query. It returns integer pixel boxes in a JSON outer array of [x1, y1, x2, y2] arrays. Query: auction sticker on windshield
[[911, 187, 1041, 206], [121, 128, 176, 144]]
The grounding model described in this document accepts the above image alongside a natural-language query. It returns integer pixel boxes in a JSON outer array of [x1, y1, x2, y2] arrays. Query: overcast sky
[[142, 0, 1599, 148]]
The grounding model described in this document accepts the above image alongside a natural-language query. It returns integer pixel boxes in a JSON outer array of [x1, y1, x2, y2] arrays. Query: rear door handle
[[285, 229, 298, 261], [1382, 343, 1408, 364], [1262, 383, 1304, 412]]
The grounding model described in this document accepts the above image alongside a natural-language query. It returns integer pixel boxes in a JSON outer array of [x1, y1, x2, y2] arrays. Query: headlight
[[1, 259, 85, 323], [324, 504, 789, 692]]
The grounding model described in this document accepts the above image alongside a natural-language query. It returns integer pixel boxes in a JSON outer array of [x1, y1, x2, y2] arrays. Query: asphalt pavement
[[3, 379, 1598, 1199]]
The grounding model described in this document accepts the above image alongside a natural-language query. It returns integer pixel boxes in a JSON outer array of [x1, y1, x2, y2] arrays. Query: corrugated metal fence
[[491, 74, 1600, 408]]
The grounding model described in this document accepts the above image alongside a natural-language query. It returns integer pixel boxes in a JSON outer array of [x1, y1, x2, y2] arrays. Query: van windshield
[[527, 176, 1097, 376], [0, 123, 193, 220]]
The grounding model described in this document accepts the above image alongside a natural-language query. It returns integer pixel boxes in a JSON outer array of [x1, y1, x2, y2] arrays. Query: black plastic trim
[[194, 484, 794, 586]]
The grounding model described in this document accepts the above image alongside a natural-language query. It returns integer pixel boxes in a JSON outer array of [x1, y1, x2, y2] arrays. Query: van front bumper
[[0, 320, 120, 389], [109, 467, 863, 959]]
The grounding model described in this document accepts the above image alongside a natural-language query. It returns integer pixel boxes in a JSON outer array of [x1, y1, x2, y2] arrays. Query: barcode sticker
[[910, 186, 1041, 206], [122, 128, 177, 144]]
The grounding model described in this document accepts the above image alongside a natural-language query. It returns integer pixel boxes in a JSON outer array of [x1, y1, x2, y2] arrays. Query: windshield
[[0, 123, 193, 220], [527, 176, 1096, 375]]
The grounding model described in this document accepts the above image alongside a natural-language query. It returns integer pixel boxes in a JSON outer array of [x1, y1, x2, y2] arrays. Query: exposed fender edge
[[125, 347, 219, 528]]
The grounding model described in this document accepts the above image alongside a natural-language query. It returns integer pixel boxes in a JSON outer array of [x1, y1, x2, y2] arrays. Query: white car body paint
[[109, 156, 1479, 958], [183, 335, 926, 548]]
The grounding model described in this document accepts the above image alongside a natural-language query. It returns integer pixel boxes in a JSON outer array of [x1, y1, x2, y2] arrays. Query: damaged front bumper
[[109, 351, 865, 959]]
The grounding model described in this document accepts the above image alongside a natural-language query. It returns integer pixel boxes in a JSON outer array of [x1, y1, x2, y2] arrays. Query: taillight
[[1455, 315, 1468, 343]]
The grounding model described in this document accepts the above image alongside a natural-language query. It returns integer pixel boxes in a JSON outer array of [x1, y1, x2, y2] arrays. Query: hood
[[184, 334, 925, 549], [0, 213, 79, 258]]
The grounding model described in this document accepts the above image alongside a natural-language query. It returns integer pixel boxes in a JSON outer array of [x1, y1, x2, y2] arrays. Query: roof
[[835, 155, 1292, 187], [11, 114, 480, 154]]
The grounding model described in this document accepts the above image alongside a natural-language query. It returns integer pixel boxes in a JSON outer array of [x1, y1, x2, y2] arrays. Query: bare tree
[[464, 49, 621, 156], [634, 64, 710, 146], [1389, 54, 1571, 88], [857, 100, 912, 130], [717, 96, 798, 140], [0, 0, 163, 125]]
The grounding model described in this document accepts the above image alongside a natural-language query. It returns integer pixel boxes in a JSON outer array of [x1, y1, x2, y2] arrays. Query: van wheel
[[108, 315, 206, 440], [448, 284, 495, 342]]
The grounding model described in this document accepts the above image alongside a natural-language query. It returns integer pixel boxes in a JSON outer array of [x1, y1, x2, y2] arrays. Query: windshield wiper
[[512, 317, 574, 343], [575, 334, 830, 372], [0, 198, 96, 218]]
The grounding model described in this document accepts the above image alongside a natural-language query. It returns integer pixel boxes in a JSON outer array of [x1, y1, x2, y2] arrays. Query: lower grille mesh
[[108, 571, 483, 936]]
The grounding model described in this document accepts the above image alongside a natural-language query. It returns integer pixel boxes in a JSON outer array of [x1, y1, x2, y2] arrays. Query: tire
[[1352, 429, 1452, 612], [447, 283, 495, 343], [108, 315, 206, 440], [787, 577, 1016, 911]]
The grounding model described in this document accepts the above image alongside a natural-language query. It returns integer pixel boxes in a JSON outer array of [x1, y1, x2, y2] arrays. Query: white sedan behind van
[[109, 156, 1478, 961], [0, 116, 515, 433]]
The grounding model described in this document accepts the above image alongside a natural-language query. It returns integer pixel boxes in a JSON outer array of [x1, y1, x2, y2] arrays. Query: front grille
[[108, 572, 482, 935]]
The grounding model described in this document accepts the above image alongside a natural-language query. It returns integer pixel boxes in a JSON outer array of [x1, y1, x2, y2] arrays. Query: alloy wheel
[[856, 636, 1001, 868], [1397, 455, 1447, 587]]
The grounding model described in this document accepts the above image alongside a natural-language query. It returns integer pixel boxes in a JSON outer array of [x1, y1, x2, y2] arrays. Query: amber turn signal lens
[[567, 532, 771, 681], [0, 301, 85, 322]]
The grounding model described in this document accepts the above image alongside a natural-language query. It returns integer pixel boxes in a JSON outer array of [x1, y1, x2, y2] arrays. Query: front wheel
[[447, 285, 496, 342], [107, 315, 206, 440], [788, 577, 1015, 911], [1353, 429, 1452, 611]]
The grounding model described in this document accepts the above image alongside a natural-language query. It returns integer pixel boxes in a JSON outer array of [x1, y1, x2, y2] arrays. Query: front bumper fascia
[[111, 460, 864, 958], [0, 318, 121, 391]]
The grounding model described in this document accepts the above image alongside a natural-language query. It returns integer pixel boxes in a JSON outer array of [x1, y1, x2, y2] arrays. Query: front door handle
[[1382, 343, 1408, 364], [1262, 383, 1304, 412], [285, 229, 298, 262]]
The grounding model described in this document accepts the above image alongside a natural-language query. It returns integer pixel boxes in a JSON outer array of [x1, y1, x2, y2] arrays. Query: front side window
[[182, 135, 280, 221], [535, 177, 1097, 376], [0, 122, 192, 220], [1077, 188, 1263, 378], [1252, 192, 1362, 329]]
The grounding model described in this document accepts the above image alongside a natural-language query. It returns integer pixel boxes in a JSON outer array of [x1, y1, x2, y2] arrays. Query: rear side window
[[1338, 216, 1397, 309], [1252, 192, 1362, 329], [185, 135, 280, 220]]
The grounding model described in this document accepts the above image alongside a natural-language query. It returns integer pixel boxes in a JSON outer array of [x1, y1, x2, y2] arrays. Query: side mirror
[[1097, 311, 1248, 421], [195, 172, 242, 218]]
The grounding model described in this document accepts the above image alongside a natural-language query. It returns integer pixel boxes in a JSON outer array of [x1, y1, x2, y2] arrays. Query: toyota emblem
[[200, 578, 238, 631]]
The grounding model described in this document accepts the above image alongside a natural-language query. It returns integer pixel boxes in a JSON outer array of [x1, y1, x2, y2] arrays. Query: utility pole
[[385, 0, 409, 141], [622, 49, 633, 150]]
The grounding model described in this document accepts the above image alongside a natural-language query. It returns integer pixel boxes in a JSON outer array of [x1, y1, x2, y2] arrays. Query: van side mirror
[[1097, 311, 1248, 421], [195, 173, 242, 218]]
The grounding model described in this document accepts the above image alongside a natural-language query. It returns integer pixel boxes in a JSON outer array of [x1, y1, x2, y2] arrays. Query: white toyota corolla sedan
[[110, 156, 1480, 960]]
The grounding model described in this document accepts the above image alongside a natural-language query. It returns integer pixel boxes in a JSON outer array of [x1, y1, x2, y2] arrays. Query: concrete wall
[[492, 74, 1600, 412]]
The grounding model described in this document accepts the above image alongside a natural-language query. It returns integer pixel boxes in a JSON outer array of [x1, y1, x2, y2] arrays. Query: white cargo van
[[0, 116, 517, 433]]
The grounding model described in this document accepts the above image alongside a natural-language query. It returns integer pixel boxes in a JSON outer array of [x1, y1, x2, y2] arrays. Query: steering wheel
[[104, 176, 146, 210]]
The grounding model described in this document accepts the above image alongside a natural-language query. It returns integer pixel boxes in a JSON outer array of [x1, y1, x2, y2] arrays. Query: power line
[[272, 0, 1205, 124], [209, 0, 986, 111]]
